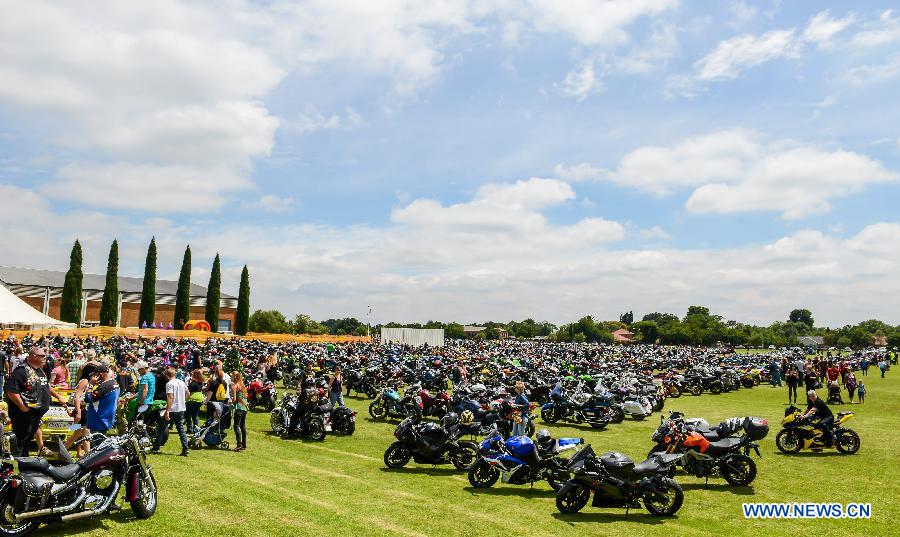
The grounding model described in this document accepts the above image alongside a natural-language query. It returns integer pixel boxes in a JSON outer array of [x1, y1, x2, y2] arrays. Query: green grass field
[[38, 371, 898, 537]]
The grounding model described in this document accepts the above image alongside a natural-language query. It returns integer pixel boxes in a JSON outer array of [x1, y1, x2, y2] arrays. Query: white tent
[[0, 283, 74, 328]]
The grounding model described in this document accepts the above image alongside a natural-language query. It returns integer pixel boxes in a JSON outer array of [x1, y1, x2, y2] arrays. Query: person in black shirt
[[803, 390, 834, 446], [4, 347, 68, 456]]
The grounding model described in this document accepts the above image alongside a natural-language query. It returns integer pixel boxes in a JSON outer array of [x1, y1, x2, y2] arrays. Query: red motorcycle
[[409, 382, 451, 419], [248, 376, 278, 411]]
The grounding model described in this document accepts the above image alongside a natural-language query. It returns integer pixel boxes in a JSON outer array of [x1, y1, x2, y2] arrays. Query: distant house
[[799, 336, 824, 348], [463, 325, 509, 339], [873, 335, 888, 347], [612, 328, 634, 343]]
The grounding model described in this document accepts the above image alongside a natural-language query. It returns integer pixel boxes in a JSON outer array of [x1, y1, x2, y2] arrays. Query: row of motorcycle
[[380, 408, 772, 517]]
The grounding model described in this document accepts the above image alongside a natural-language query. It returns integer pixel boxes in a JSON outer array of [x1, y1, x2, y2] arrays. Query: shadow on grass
[[38, 507, 138, 536], [552, 511, 672, 525], [379, 466, 462, 476], [679, 482, 755, 495], [462, 486, 555, 498], [772, 450, 849, 458]]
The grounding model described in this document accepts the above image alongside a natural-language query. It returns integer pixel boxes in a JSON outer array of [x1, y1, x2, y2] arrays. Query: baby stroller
[[190, 402, 233, 450], [826, 381, 844, 405]]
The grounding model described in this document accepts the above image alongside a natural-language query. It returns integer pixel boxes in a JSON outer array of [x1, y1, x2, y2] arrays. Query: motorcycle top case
[[743, 417, 769, 440], [599, 451, 635, 472], [505, 435, 535, 460]]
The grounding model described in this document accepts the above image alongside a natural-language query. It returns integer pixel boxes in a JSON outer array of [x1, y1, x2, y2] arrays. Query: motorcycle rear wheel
[[709, 385, 722, 395], [644, 478, 683, 516], [689, 385, 703, 396], [0, 504, 37, 537], [556, 485, 591, 514], [668, 386, 681, 398], [721, 454, 757, 486], [451, 442, 479, 471], [467, 459, 500, 488], [835, 429, 860, 454], [130, 471, 158, 519], [775, 430, 802, 454], [270, 409, 286, 435], [610, 406, 625, 424], [384, 442, 412, 468]]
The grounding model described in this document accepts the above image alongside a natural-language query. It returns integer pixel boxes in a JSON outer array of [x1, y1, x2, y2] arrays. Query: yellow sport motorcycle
[[775, 406, 860, 454]]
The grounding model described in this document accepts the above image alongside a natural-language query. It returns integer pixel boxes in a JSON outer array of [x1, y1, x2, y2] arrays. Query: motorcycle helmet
[[460, 410, 474, 425], [535, 429, 551, 444], [441, 412, 459, 428]]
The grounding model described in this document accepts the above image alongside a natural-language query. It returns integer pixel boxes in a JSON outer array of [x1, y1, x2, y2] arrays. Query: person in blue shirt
[[512, 381, 529, 437], [136, 360, 155, 410]]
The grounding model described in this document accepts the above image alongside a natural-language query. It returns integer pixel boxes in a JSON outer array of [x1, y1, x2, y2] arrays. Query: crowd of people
[[0, 332, 893, 460]]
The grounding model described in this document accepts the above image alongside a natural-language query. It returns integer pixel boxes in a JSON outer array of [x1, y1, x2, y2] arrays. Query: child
[[857, 382, 865, 404]]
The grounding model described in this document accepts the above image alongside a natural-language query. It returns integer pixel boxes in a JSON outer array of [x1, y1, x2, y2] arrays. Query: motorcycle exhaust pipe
[[59, 482, 121, 522], [15, 489, 88, 522]]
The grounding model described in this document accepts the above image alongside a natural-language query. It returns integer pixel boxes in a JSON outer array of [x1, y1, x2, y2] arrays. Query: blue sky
[[1, 1, 899, 327]]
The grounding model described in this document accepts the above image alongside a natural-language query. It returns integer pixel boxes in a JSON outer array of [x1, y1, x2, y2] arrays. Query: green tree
[[205, 253, 221, 332], [235, 265, 250, 335], [788, 308, 814, 329], [619, 311, 634, 325], [59, 239, 83, 324], [291, 314, 326, 335], [631, 320, 659, 344], [685, 305, 710, 319], [138, 237, 157, 327], [173, 245, 192, 330], [98, 240, 119, 326], [248, 309, 290, 333], [445, 322, 465, 339], [642, 312, 679, 326]]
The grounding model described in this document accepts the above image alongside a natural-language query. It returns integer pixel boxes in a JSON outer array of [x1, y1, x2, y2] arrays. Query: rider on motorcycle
[[802, 389, 834, 446]]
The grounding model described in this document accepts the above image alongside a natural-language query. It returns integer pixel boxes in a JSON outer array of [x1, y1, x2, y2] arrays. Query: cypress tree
[[99, 239, 119, 326], [173, 245, 192, 330], [205, 253, 221, 332], [138, 237, 157, 327], [59, 239, 83, 323], [235, 265, 250, 335]]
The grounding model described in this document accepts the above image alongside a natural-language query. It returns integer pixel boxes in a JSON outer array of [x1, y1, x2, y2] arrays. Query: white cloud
[[849, 9, 900, 48], [557, 129, 898, 218], [844, 54, 900, 86], [289, 105, 364, 135], [523, 0, 676, 46], [244, 195, 296, 213], [694, 29, 799, 81], [803, 10, 854, 45], [556, 61, 603, 101], [639, 225, 670, 240]]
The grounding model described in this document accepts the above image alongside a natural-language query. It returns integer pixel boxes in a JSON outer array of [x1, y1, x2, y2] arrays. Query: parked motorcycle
[[0, 424, 157, 536], [408, 382, 451, 419], [540, 391, 612, 429], [555, 446, 684, 516], [247, 376, 277, 411], [467, 429, 583, 491], [776, 406, 860, 454], [383, 414, 478, 471], [369, 385, 418, 421], [269, 393, 327, 441]]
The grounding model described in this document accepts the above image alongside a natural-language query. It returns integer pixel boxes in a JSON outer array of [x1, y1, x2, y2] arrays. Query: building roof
[[0, 266, 234, 298]]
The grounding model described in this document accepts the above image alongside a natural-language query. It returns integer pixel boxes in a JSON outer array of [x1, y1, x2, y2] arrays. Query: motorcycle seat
[[836, 411, 852, 419], [631, 458, 662, 475], [705, 437, 742, 455], [15, 457, 50, 473], [44, 463, 82, 482]]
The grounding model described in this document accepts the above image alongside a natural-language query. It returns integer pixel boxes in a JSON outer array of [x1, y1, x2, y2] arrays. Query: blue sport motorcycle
[[540, 388, 621, 428], [369, 384, 418, 421], [468, 429, 583, 491]]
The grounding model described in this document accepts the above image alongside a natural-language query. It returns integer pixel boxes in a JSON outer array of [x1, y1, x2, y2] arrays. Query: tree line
[[58, 239, 251, 335], [246, 305, 900, 349]]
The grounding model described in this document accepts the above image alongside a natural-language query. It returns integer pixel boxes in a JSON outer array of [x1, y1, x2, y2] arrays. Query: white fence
[[380, 327, 445, 347]]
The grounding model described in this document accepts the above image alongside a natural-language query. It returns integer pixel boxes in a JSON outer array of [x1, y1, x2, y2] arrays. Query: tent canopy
[[0, 284, 74, 328]]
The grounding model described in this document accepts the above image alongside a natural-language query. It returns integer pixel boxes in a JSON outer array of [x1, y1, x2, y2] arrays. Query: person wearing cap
[[4, 347, 68, 456]]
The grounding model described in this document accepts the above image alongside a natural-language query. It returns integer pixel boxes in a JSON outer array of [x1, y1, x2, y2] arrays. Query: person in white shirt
[[151, 367, 190, 456]]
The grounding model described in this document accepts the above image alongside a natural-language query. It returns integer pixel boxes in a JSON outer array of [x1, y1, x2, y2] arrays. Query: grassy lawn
[[38, 371, 898, 537]]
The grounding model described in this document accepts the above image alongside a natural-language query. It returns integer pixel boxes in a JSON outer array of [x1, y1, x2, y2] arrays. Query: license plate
[[44, 421, 72, 429]]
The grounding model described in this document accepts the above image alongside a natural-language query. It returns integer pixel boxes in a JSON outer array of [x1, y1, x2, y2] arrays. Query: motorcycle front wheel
[[689, 384, 703, 396], [384, 442, 412, 468], [369, 399, 387, 420], [668, 386, 681, 398], [468, 459, 500, 488], [709, 384, 722, 395], [306, 418, 326, 441], [644, 477, 683, 516], [130, 471, 158, 519], [775, 430, 802, 454], [556, 484, 591, 514], [270, 409, 286, 435], [541, 406, 559, 423]]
